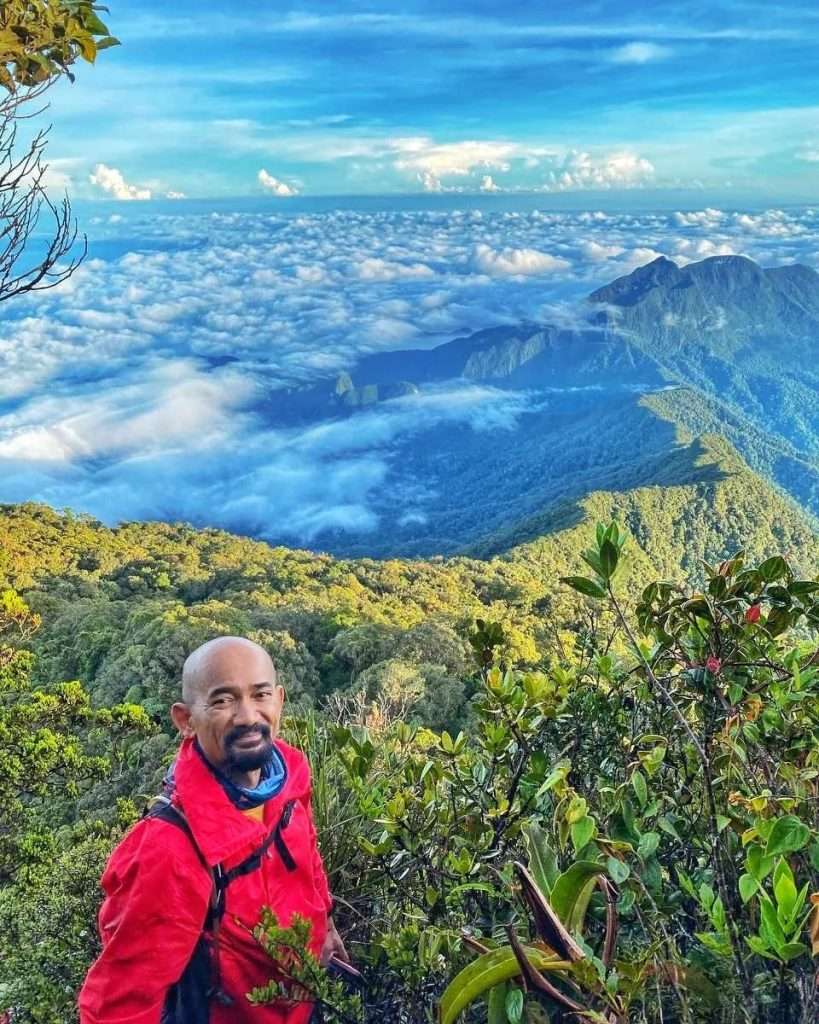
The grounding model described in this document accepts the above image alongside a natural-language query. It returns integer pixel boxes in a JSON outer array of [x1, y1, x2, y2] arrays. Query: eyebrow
[[205, 680, 277, 699]]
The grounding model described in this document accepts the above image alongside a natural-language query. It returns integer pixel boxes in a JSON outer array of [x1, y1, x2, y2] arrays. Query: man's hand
[[320, 917, 351, 967]]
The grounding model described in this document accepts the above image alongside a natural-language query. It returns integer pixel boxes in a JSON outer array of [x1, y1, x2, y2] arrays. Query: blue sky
[[41, 1, 819, 199]]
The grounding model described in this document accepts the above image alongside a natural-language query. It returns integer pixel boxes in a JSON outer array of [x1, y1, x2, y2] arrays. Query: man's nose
[[232, 696, 260, 726]]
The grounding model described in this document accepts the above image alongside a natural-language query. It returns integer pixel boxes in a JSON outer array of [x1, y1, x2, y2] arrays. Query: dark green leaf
[[758, 556, 788, 583], [561, 576, 606, 600], [788, 581, 819, 597], [599, 540, 619, 581]]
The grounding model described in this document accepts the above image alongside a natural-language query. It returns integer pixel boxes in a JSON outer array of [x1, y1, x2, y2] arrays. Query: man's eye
[[211, 696, 233, 707], [255, 690, 274, 700]]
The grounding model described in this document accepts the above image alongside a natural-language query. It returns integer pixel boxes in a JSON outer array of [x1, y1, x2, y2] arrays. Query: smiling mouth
[[232, 733, 265, 746]]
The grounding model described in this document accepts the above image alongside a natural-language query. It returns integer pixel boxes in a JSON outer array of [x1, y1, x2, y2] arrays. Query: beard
[[224, 723, 275, 773]]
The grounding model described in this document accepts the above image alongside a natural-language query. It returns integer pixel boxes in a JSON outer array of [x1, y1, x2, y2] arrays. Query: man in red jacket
[[79, 635, 349, 1023]]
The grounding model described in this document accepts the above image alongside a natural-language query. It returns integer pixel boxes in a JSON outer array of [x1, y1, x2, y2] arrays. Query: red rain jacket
[[79, 737, 332, 1024]]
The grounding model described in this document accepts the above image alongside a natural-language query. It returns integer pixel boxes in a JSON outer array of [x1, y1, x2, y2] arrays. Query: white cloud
[[796, 148, 819, 162], [258, 169, 299, 196], [610, 42, 673, 64], [545, 150, 655, 191], [165, 190, 187, 199], [472, 243, 570, 276], [729, 210, 804, 237], [672, 238, 738, 264], [479, 175, 501, 192], [673, 208, 724, 227], [355, 257, 435, 281], [42, 157, 82, 192], [581, 240, 624, 261], [419, 171, 443, 192], [618, 247, 668, 270], [0, 361, 255, 463], [89, 164, 152, 200], [393, 137, 521, 191]]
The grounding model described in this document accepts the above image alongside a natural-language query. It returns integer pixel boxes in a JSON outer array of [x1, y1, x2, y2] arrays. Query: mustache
[[224, 723, 272, 746]]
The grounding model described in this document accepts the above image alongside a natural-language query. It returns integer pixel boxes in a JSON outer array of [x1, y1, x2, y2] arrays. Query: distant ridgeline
[[265, 255, 819, 558]]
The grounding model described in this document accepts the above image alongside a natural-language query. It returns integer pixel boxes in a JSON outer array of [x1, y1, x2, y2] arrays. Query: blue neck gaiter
[[166, 739, 288, 810]]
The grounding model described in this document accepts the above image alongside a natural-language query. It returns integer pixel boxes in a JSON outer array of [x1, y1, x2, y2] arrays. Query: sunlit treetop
[[0, 0, 119, 90]]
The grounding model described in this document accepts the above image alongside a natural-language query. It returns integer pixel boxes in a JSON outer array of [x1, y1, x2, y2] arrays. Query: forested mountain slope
[[255, 255, 819, 556], [588, 255, 819, 453], [2, 432, 815, 734]]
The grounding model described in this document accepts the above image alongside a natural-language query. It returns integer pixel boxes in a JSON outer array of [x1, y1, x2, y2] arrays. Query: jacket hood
[[171, 735, 311, 866]]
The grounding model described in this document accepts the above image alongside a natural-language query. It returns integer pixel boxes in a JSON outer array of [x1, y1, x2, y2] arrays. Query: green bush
[[2, 528, 818, 1023]]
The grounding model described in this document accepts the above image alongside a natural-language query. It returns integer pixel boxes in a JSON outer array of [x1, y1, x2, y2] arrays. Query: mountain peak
[[590, 253, 819, 311], [589, 254, 683, 306]]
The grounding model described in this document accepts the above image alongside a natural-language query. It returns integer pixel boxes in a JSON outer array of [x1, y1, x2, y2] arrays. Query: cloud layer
[[1, 198, 818, 544]]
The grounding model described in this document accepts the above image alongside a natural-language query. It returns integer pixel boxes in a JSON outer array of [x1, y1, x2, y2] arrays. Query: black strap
[[146, 798, 210, 873], [221, 799, 298, 885], [145, 795, 299, 922]]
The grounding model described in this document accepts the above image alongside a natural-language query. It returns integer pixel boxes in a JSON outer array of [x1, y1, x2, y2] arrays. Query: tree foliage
[[0, 508, 818, 1022], [0, 0, 118, 89]]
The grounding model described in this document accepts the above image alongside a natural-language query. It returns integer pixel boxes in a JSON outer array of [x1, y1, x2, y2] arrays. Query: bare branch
[[0, 82, 85, 304]]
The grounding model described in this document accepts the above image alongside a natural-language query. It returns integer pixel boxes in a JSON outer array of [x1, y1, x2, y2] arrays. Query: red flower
[[745, 605, 761, 624], [706, 656, 721, 674]]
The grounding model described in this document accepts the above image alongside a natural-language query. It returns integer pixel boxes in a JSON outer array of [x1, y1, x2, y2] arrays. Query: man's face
[[177, 642, 285, 774]]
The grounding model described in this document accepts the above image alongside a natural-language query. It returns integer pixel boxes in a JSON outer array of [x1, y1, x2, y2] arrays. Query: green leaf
[[788, 581, 819, 597], [606, 856, 630, 885], [447, 882, 501, 901], [438, 945, 570, 1024], [523, 822, 559, 897], [779, 942, 810, 962], [631, 770, 648, 808], [765, 607, 791, 638], [535, 762, 570, 798], [505, 987, 524, 1024], [759, 897, 786, 949], [746, 845, 775, 881], [758, 556, 788, 582], [638, 832, 660, 860], [82, 11, 111, 34], [746, 935, 775, 959], [580, 548, 604, 576], [738, 873, 758, 904], [774, 871, 797, 923], [487, 982, 509, 1024], [599, 539, 619, 581], [571, 815, 596, 852], [76, 33, 96, 61], [550, 862, 606, 934], [765, 816, 810, 858], [561, 576, 606, 600]]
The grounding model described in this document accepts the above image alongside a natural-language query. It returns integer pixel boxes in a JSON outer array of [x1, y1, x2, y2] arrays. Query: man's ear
[[171, 702, 195, 738]]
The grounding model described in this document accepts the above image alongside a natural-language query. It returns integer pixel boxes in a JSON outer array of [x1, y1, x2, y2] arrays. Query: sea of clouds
[[1, 200, 818, 546]]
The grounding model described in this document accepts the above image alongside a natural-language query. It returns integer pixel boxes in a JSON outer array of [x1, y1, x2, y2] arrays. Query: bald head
[[181, 636, 277, 705], [172, 636, 285, 780]]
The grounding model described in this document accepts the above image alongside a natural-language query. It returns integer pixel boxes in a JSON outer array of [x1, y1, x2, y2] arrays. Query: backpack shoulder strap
[[144, 795, 299, 920], [145, 797, 211, 875], [220, 798, 298, 886]]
